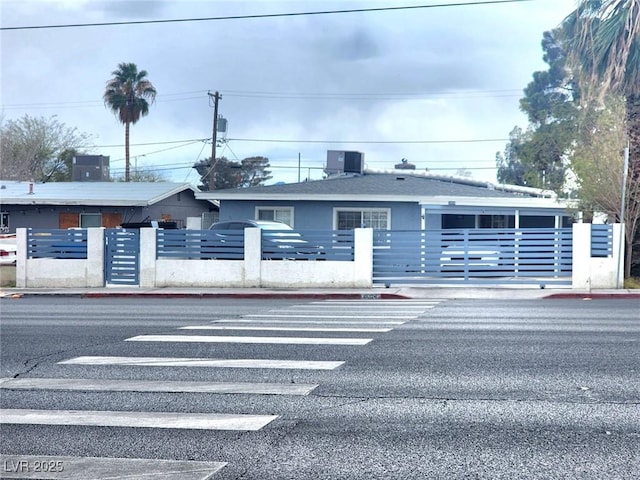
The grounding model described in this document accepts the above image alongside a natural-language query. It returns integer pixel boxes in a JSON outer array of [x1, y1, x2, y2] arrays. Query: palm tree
[[562, 0, 640, 168], [562, 1, 640, 278], [103, 62, 157, 182]]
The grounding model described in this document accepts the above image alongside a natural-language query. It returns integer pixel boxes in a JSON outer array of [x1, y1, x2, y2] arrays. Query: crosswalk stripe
[[269, 303, 434, 312], [58, 356, 344, 370], [310, 300, 444, 304], [262, 307, 426, 318], [212, 319, 406, 325], [125, 335, 373, 345], [243, 314, 417, 319], [0, 455, 227, 480], [308, 305, 436, 310], [0, 378, 318, 396], [180, 325, 392, 333], [0, 409, 278, 431]]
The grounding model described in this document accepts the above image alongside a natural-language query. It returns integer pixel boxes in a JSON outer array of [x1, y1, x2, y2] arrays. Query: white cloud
[[1, 0, 577, 185]]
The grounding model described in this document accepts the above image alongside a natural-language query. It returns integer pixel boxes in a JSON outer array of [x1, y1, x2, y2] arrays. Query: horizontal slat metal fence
[[157, 230, 244, 260], [156, 229, 354, 261], [27, 229, 88, 259], [261, 230, 354, 261], [590, 224, 613, 257], [105, 229, 140, 285], [373, 228, 573, 285]]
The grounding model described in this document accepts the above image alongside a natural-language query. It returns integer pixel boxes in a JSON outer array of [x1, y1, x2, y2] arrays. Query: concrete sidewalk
[[1, 286, 639, 300]]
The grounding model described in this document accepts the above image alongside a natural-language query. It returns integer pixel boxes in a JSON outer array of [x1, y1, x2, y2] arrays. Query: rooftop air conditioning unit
[[325, 150, 364, 176]]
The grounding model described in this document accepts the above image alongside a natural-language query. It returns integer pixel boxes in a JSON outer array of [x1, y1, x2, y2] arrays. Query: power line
[[92, 138, 208, 149], [226, 137, 508, 144], [2, 0, 532, 31], [0, 94, 208, 110], [111, 163, 497, 175], [0, 87, 524, 110], [222, 90, 522, 100]]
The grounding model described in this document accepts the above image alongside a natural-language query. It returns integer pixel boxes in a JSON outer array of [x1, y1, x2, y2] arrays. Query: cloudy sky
[[1, 0, 577, 186]]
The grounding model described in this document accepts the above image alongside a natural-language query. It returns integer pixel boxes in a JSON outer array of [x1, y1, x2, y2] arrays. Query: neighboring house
[[0, 181, 218, 233], [196, 170, 570, 231]]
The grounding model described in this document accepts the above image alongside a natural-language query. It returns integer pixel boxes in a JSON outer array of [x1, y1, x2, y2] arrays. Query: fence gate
[[105, 229, 140, 286], [373, 228, 573, 287]]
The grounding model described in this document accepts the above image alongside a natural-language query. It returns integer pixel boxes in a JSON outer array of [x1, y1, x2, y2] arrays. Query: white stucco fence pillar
[[572, 223, 624, 290], [353, 228, 374, 287], [139, 228, 157, 288], [86, 228, 105, 287], [15, 228, 27, 288], [244, 227, 261, 287]]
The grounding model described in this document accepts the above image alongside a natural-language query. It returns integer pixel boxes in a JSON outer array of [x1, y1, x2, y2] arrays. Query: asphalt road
[[0, 296, 639, 480]]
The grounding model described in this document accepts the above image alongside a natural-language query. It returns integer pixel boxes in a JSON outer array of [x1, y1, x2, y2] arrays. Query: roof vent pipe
[[28, 183, 34, 194]]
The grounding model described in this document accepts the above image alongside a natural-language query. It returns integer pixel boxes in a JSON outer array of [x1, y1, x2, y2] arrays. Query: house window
[[256, 207, 294, 227], [442, 214, 475, 229], [519, 215, 555, 228], [80, 213, 102, 228], [335, 209, 390, 229], [479, 215, 515, 229], [0, 212, 9, 232]]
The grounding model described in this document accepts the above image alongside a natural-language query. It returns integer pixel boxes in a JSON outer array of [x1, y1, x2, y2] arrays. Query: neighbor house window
[[256, 207, 294, 227], [80, 213, 102, 228], [0, 212, 9, 232], [335, 209, 390, 229]]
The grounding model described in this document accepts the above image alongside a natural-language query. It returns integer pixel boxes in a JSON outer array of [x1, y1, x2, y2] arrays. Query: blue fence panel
[[156, 229, 244, 260], [27, 229, 88, 259], [155, 229, 353, 261], [261, 230, 353, 261], [590, 224, 613, 257], [105, 229, 140, 285], [373, 228, 573, 285]]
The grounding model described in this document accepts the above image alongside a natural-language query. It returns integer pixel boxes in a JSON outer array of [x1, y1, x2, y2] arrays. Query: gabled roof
[[196, 170, 563, 208], [0, 181, 210, 207]]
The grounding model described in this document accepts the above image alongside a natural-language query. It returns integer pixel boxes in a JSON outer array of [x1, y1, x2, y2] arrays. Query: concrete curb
[[1, 287, 638, 301], [543, 292, 640, 300], [80, 292, 411, 300]]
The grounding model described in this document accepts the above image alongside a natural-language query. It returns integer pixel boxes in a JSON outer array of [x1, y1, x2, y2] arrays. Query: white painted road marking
[[125, 335, 373, 345], [180, 325, 392, 333], [310, 300, 444, 304], [0, 455, 226, 480], [0, 378, 318, 396], [244, 314, 417, 319], [58, 356, 344, 370], [0, 409, 278, 431], [212, 319, 406, 325], [265, 309, 431, 314]]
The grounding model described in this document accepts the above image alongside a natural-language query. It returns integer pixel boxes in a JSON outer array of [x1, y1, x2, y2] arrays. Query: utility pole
[[208, 91, 221, 190]]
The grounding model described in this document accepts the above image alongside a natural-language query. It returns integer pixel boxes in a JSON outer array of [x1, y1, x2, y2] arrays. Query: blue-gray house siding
[[198, 172, 569, 231], [217, 200, 422, 230]]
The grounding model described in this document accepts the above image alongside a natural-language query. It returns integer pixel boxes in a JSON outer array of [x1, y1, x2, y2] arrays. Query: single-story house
[[0, 181, 218, 233], [196, 169, 571, 231]]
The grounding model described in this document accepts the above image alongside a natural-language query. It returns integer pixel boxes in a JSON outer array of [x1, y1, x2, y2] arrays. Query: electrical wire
[[2, 1, 533, 31], [0, 87, 523, 110], [225, 137, 508, 144]]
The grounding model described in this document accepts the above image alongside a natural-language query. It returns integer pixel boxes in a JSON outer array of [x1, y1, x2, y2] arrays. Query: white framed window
[[255, 207, 294, 227], [334, 208, 390, 229]]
